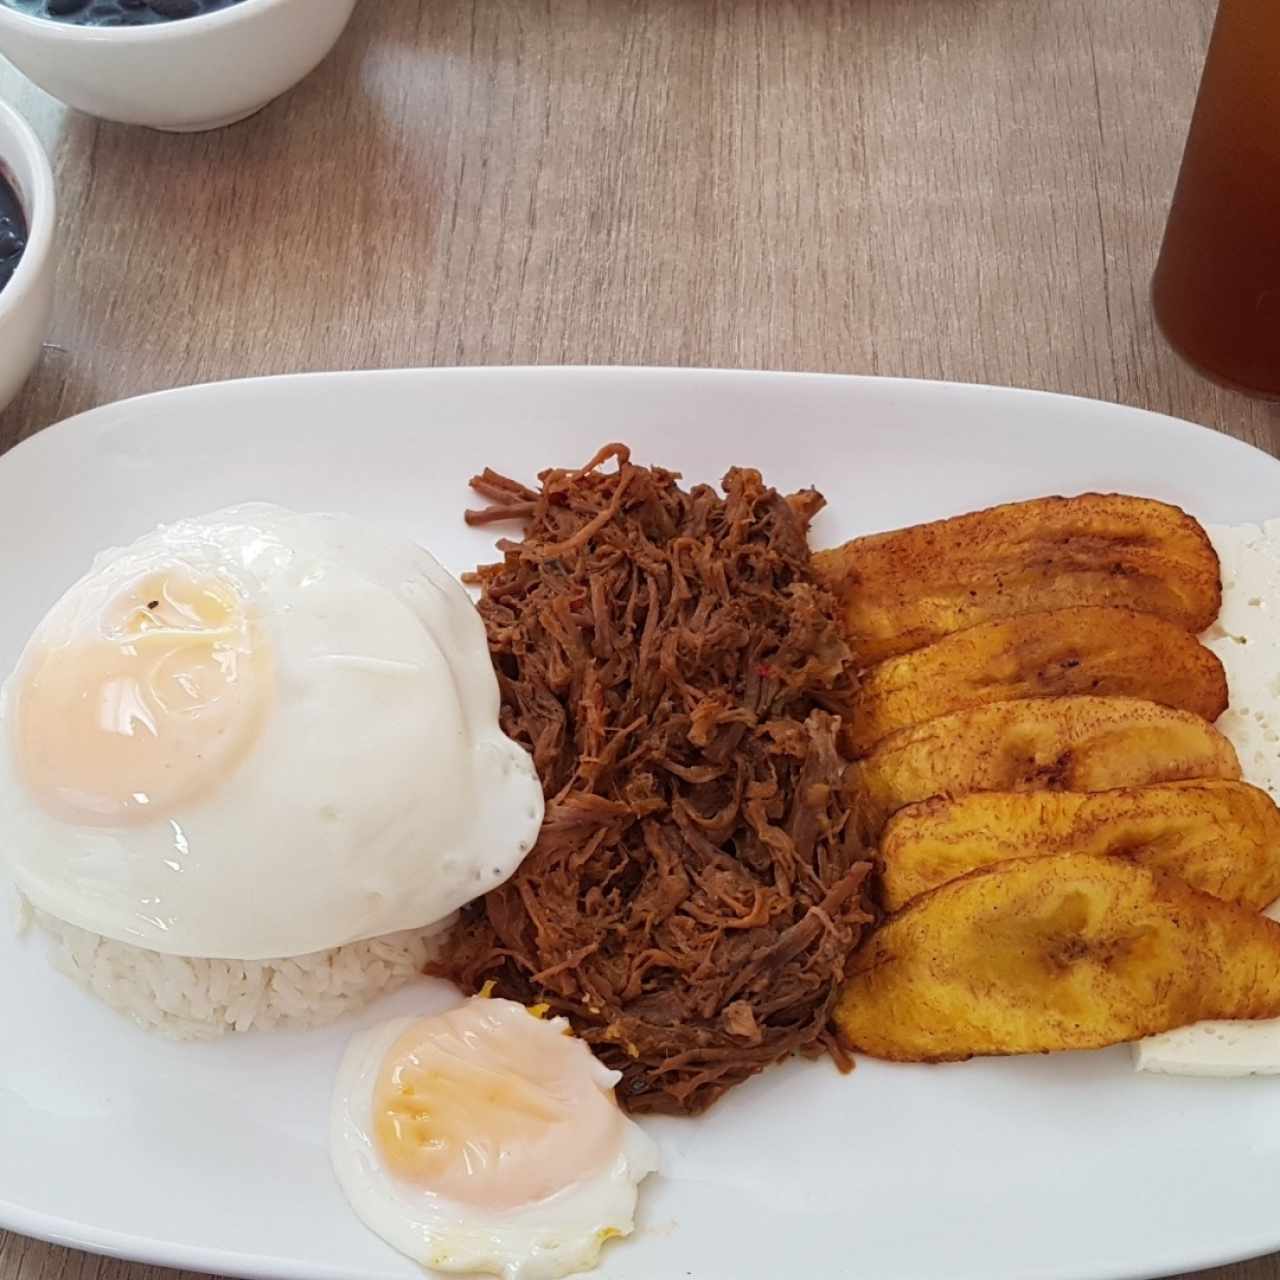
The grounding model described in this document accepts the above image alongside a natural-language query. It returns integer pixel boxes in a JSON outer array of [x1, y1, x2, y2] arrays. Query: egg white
[[331, 1010, 660, 1280], [0, 505, 544, 960]]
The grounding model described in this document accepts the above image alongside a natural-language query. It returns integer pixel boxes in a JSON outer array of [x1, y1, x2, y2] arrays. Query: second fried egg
[[331, 997, 659, 1280]]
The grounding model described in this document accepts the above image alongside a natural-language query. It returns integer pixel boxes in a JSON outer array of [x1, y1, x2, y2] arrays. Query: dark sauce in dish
[[0, 170, 26, 295], [4, 0, 246, 24]]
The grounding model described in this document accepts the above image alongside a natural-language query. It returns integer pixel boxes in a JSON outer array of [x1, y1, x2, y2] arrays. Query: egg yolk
[[13, 567, 271, 825], [372, 1001, 624, 1211]]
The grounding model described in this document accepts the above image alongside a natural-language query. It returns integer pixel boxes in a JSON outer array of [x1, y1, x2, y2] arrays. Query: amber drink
[[1152, 0, 1280, 397]]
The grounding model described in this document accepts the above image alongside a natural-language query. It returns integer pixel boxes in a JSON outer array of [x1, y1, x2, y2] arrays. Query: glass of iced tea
[[1152, 0, 1280, 398]]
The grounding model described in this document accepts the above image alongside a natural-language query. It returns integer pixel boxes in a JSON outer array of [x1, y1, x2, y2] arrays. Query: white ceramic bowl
[[0, 99, 54, 415], [0, 0, 359, 133]]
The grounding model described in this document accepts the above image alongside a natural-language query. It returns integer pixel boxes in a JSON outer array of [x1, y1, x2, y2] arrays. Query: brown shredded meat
[[436, 444, 874, 1114]]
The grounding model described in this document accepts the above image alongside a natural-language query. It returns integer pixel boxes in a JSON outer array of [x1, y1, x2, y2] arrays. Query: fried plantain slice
[[813, 494, 1221, 666], [846, 606, 1227, 756], [851, 695, 1240, 838], [879, 780, 1280, 912], [835, 852, 1280, 1062]]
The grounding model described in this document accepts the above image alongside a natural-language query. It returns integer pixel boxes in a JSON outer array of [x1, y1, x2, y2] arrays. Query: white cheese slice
[[1135, 518, 1280, 1077]]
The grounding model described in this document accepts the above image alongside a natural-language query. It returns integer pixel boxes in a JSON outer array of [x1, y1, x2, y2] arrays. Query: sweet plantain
[[879, 780, 1280, 912], [812, 494, 1222, 666], [835, 852, 1280, 1061], [851, 695, 1240, 838], [846, 606, 1227, 756]]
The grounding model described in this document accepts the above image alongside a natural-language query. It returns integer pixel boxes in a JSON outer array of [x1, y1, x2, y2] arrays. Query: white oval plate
[[2, 368, 1279, 1280]]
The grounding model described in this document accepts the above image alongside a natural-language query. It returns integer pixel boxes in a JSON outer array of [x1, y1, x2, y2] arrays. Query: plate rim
[[5, 363, 1276, 474]]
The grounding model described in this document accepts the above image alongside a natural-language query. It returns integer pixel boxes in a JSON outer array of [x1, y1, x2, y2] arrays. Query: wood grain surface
[[0, 1, 1277, 1278]]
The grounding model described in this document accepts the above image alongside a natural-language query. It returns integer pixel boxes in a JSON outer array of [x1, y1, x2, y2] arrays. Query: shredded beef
[[435, 444, 874, 1114]]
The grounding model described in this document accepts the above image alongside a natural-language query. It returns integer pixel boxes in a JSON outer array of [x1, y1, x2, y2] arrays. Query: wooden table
[[0, 1, 1277, 1278]]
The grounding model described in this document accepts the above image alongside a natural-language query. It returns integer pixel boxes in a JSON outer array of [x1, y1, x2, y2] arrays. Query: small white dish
[[2, 368, 1280, 1280], [0, 0, 358, 133], [0, 98, 53, 414]]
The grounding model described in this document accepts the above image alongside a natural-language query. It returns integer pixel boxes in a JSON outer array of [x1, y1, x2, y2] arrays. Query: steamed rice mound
[[20, 896, 446, 1040]]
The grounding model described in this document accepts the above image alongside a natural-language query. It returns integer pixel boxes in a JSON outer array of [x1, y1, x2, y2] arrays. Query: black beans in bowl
[[0, 169, 26, 295], [3, 0, 246, 24]]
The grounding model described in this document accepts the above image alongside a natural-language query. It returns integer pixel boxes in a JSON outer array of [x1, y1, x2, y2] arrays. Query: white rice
[[17, 895, 449, 1040]]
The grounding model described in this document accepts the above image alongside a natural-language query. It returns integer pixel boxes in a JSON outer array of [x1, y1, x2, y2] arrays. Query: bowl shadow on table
[[0, 0, 445, 446], [0, 337, 96, 449]]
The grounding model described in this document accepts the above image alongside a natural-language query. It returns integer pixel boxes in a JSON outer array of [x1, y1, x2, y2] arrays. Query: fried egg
[[331, 997, 658, 1280], [0, 504, 544, 959]]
